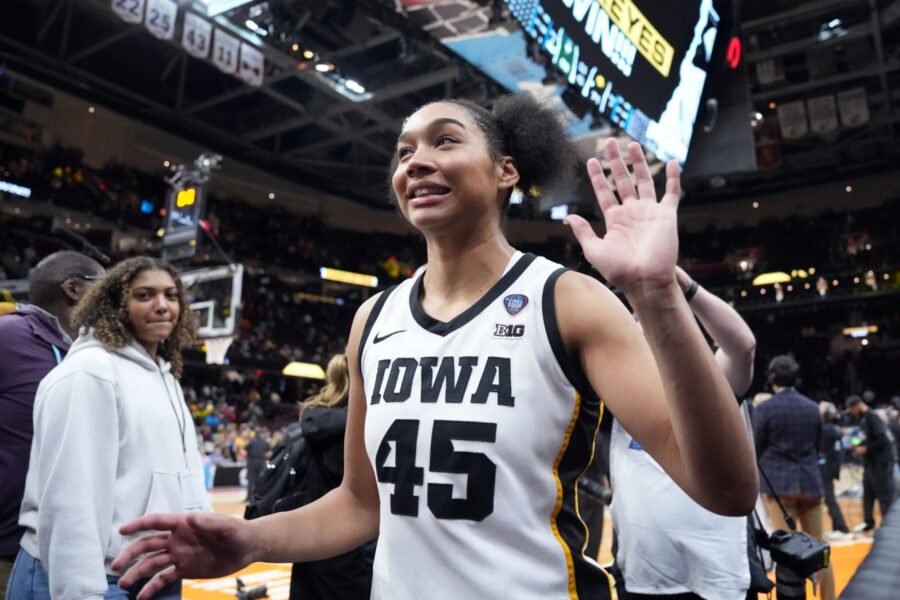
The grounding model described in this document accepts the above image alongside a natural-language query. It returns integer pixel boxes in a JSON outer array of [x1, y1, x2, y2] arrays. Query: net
[[203, 336, 234, 365]]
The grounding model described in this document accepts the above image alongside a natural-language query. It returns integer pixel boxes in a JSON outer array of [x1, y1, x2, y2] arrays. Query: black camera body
[[757, 528, 830, 578]]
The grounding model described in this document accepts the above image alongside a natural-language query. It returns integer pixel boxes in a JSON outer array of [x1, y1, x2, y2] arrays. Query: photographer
[[846, 395, 895, 532], [753, 356, 833, 600]]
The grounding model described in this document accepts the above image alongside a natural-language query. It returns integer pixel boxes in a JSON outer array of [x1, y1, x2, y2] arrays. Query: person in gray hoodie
[[7, 257, 209, 600]]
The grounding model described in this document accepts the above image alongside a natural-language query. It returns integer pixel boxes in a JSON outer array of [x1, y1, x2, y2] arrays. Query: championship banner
[[182, 12, 213, 59], [144, 0, 176, 40], [212, 29, 240, 74], [806, 95, 838, 136], [111, 0, 146, 24], [239, 43, 265, 87], [777, 100, 808, 139], [837, 87, 870, 128], [755, 58, 784, 85]]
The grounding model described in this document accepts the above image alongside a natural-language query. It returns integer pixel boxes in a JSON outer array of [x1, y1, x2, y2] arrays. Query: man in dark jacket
[[754, 355, 834, 600], [0, 251, 103, 595], [847, 395, 895, 532]]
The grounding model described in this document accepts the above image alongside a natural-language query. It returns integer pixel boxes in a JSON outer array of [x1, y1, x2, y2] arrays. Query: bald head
[[28, 251, 104, 308]]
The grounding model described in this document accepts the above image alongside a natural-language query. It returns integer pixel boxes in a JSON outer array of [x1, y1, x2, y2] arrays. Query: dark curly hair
[[388, 94, 576, 208], [72, 257, 196, 378]]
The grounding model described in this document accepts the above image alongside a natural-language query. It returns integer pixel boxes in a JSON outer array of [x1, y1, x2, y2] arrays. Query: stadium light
[[842, 325, 877, 338], [282, 362, 326, 380], [319, 267, 378, 288], [752, 272, 791, 286]]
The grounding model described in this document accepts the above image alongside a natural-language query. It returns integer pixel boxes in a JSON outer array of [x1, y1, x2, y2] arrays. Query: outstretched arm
[[563, 139, 758, 516], [675, 266, 756, 396]]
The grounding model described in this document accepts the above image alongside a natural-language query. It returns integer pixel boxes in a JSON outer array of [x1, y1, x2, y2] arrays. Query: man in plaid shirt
[[753, 355, 833, 600]]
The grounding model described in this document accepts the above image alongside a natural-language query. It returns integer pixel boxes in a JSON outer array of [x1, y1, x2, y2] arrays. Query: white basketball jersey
[[359, 252, 613, 600], [610, 419, 749, 600]]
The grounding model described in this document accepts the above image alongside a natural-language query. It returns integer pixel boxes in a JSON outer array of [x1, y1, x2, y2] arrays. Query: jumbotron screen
[[505, 0, 727, 164]]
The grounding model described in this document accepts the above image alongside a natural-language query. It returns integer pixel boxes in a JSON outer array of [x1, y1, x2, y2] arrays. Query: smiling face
[[391, 102, 519, 234], [126, 268, 181, 357]]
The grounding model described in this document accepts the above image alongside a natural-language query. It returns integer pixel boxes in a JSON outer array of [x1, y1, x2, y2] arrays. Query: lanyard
[[159, 369, 188, 468]]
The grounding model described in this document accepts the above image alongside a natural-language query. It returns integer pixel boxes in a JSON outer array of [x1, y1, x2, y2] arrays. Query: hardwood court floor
[[183, 488, 879, 600]]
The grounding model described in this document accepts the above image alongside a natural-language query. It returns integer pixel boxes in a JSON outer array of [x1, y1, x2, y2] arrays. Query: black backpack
[[244, 424, 318, 520]]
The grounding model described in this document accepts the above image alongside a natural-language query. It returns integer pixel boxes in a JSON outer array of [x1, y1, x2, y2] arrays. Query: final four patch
[[503, 294, 528, 316]]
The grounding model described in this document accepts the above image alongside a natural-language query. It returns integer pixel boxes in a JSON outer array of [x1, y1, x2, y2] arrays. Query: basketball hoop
[[203, 336, 234, 365]]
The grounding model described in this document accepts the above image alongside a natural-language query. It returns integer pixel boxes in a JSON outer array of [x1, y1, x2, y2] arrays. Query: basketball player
[[112, 95, 758, 600], [610, 266, 757, 600]]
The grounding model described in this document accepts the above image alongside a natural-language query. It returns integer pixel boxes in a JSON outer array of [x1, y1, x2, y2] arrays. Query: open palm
[[566, 139, 681, 296]]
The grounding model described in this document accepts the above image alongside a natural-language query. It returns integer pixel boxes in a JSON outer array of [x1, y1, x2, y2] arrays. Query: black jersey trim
[[542, 268, 602, 406], [409, 252, 537, 337], [552, 392, 613, 600], [357, 284, 399, 370]]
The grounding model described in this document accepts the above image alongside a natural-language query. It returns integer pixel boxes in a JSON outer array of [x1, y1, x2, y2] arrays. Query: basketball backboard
[[181, 264, 243, 339]]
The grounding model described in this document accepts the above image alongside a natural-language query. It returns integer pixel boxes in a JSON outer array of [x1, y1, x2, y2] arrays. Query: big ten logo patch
[[493, 324, 525, 338]]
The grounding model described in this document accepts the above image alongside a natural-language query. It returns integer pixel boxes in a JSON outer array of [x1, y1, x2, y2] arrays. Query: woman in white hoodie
[[8, 257, 208, 600]]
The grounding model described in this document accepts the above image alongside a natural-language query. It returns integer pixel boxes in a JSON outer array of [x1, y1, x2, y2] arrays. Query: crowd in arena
[[3, 140, 898, 403]]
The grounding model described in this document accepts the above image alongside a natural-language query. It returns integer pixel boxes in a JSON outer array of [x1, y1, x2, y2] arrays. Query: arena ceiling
[[0, 0, 897, 208]]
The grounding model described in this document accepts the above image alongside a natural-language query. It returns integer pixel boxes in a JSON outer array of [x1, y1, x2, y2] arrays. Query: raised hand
[[565, 139, 681, 298], [111, 512, 257, 600]]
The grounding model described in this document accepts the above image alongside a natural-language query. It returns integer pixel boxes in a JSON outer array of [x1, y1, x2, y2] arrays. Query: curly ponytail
[[445, 94, 576, 205]]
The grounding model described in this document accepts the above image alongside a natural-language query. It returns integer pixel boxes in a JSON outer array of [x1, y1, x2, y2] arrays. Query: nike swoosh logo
[[373, 330, 405, 344]]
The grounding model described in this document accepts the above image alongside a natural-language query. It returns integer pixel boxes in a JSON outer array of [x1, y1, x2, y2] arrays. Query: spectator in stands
[[753, 355, 834, 600], [7, 257, 208, 600], [290, 354, 374, 600], [847, 395, 895, 532], [819, 402, 851, 539], [0, 251, 103, 598]]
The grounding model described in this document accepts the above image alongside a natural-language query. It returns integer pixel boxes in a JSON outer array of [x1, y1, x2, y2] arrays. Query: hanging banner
[[837, 87, 870, 127], [777, 100, 808, 139], [182, 12, 212, 59], [806, 95, 838, 135], [111, 0, 146, 24], [144, 0, 176, 40], [755, 58, 784, 85], [239, 43, 264, 87], [212, 29, 240, 74]]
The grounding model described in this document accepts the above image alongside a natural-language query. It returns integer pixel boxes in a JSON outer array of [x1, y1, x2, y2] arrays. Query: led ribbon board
[[505, 0, 726, 164]]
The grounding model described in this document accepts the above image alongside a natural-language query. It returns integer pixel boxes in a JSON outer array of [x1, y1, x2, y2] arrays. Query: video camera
[[755, 528, 830, 579]]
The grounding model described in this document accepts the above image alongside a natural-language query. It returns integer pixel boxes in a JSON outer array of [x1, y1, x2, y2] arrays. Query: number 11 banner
[[212, 29, 240, 74]]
